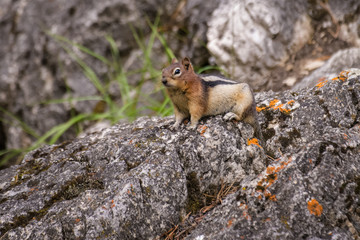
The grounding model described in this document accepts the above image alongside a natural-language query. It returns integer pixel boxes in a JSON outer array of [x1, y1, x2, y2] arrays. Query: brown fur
[[162, 57, 263, 141]]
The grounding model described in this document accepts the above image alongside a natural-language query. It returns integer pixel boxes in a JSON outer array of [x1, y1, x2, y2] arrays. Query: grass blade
[[47, 32, 111, 66]]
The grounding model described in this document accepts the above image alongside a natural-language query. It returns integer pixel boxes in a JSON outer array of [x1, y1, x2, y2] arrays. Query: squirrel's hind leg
[[223, 112, 241, 121]]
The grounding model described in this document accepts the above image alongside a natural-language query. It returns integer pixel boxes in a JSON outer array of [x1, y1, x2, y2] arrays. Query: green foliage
[[0, 17, 175, 167], [0, 15, 224, 168]]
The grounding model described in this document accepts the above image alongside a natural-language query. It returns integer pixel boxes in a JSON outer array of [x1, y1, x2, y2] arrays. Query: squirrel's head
[[161, 57, 197, 90]]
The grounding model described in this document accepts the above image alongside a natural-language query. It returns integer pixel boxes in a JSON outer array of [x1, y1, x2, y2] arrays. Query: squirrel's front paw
[[186, 124, 197, 130], [170, 125, 178, 131], [170, 122, 181, 130], [223, 112, 240, 121]]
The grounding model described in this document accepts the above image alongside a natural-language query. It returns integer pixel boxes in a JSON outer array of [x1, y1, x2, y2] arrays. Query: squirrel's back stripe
[[202, 79, 238, 88]]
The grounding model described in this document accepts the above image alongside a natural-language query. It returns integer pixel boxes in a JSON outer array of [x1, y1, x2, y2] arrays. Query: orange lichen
[[287, 100, 295, 106], [317, 77, 326, 82], [28, 188, 39, 195], [75, 218, 81, 223], [256, 157, 292, 201], [264, 191, 277, 201], [265, 158, 292, 175], [307, 198, 323, 216], [248, 138, 262, 148], [198, 125, 208, 135], [269, 173, 278, 185], [242, 211, 251, 220], [339, 76, 347, 81], [256, 106, 267, 112], [316, 79, 328, 89], [266, 166, 276, 175], [338, 70, 349, 81], [258, 99, 294, 114], [269, 99, 279, 107], [227, 218, 235, 228], [328, 70, 349, 83], [238, 203, 251, 220], [110, 199, 115, 208], [128, 184, 136, 196]]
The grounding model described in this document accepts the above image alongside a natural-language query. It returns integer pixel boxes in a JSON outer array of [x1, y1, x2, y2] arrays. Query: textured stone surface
[[1, 0, 360, 168], [0, 115, 265, 239], [207, 0, 360, 91], [207, 0, 308, 89], [188, 68, 360, 239], [1, 69, 360, 239], [293, 48, 360, 90], [0, 0, 221, 156]]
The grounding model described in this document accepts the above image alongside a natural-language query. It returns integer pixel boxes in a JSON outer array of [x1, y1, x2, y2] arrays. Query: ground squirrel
[[162, 57, 263, 141]]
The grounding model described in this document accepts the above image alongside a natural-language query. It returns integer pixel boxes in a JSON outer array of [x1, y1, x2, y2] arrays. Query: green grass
[[0, 15, 225, 168], [0, 16, 175, 168]]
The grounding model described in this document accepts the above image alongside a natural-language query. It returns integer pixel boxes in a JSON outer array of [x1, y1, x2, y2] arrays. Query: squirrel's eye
[[174, 68, 181, 75]]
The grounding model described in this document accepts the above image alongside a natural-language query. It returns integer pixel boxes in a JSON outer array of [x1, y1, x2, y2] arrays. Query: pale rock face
[[207, 0, 310, 89], [206, 0, 360, 91], [294, 48, 360, 90]]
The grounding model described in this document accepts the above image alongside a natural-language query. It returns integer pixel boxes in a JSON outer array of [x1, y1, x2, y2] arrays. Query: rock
[[188, 68, 360, 239], [0, 114, 266, 239], [0, 0, 221, 161], [2, 0, 360, 168], [293, 48, 360, 90], [206, 0, 360, 91], [1, 69, 360, 239], [207, 0, 309, 90]]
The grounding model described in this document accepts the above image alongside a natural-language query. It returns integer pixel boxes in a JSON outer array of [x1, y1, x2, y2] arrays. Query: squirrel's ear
[[171, 58, 178, 64], [182, 57, 193, 71]]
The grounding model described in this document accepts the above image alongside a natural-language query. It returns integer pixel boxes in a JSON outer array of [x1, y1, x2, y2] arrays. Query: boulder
[[1, 69, 360, 239], [1, 0, 360, 168], [207, 0, 360, 91], [0, 0, 220, 159], [293, 48, 360, 90]]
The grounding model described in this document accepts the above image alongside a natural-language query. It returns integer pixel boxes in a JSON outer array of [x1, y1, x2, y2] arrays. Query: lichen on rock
[[1, 69, 360, 239]]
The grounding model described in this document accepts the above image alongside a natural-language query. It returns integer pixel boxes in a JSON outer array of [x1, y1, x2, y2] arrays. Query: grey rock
[[0, 114, 266, 239], [0, 0, 220, 158], [293, 48, 360, 90], [206, 0, 360, 91], [207, 0, 309, 89], [1, 70, 360, 239], [2, 0, 360, 168], [187, 69, 360, 239]]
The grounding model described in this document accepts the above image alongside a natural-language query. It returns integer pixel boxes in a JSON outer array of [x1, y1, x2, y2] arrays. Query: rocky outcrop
[[0, 113, 266, 239], [207, 0, 309, 89], [1, 0, 360, 167], [1, 69, 360, 239], [293, 48, 360, 90], [0, 0, 221, 157], [207, 0, 360, 91], [188, 69, 360, 239]]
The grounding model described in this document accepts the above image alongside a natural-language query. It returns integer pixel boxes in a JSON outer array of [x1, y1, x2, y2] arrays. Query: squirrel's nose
[[162, 77, 167, 85]]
